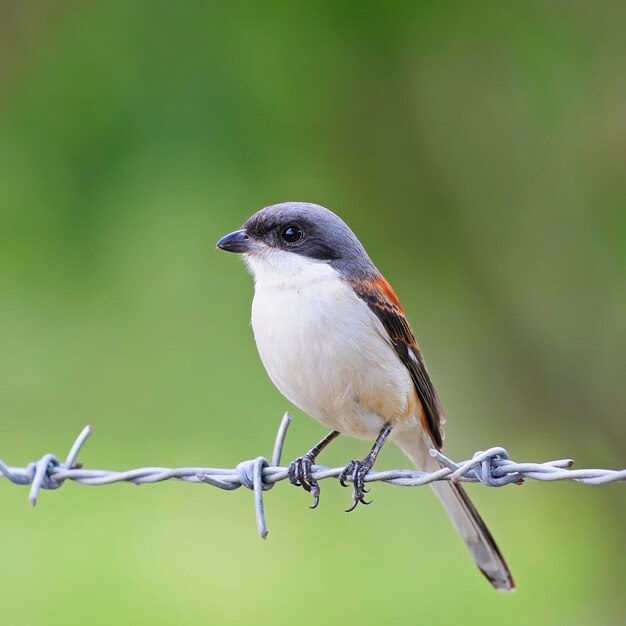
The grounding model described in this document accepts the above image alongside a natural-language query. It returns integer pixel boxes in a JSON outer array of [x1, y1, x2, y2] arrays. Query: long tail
[[394, 431, 515, 591]]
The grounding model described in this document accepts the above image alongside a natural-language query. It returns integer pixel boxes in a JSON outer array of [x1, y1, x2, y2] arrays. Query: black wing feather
[[351, 278, 445, 448]]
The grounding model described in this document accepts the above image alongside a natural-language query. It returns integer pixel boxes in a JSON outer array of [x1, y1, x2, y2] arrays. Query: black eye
[[281, 225, 303, 243]]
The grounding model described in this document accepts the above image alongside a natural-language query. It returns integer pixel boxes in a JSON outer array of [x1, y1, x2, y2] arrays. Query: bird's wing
[[350, 275, 445, 448]]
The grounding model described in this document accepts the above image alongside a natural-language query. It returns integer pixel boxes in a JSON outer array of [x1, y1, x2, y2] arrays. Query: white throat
[[244, 248, 337, 289]]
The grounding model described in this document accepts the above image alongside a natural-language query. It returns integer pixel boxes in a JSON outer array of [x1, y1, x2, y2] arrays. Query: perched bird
[[216, 201, 514, 591]]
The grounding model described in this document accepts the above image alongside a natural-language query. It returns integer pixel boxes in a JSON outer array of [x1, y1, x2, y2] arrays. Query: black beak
[[215, 229, 256, 253]]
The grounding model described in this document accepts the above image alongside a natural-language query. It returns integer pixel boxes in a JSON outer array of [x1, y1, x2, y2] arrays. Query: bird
[[216, 201, 514, 591]]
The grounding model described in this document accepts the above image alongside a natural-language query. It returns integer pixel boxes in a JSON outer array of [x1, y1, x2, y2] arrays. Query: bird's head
[[216, 202, 375, 282]]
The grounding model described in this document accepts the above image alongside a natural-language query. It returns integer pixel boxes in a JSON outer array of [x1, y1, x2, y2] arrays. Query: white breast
[[245, 250, 418, 439]]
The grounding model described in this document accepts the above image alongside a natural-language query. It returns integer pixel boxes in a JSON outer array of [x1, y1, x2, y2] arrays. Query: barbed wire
[[1, 413, 624, 539]]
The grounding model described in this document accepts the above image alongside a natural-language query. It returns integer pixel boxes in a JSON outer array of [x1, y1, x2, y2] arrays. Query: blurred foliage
[[0, 1, 624, 625]]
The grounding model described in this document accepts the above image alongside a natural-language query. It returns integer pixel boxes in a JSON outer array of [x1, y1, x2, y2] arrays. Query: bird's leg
[[339, 422, 393, 512], [288, 430, 340, 509]]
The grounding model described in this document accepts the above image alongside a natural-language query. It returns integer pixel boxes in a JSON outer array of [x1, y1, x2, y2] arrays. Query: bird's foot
[[288, 453, 320, 509], [339, 454, 376, 512]]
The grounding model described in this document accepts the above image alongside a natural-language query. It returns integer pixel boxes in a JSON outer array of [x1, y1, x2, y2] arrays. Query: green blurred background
[[1, 2, 624, 625]]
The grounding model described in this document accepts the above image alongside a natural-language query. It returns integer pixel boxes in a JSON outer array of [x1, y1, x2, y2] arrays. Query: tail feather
[[431, 480, 515, 591], [394, 431, 515, 591]]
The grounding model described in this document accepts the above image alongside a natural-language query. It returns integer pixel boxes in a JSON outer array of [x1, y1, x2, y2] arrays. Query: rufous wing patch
[[350, 275, 445, 448]]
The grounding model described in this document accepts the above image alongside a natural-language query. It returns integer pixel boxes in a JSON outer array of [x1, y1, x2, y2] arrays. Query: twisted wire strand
[[1, 413, 624, 539]]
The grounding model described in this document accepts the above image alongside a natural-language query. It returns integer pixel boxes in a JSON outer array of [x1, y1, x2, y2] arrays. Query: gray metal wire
[[1, 412, 624, 539]]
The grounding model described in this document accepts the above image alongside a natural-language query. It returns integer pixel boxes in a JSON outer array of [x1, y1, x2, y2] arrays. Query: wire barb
[[1, 413, 624, 537]]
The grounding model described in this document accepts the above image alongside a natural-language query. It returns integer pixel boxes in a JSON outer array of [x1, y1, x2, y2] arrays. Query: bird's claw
[[288, 454, 320, 509], [339, 457, 374, 512]]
